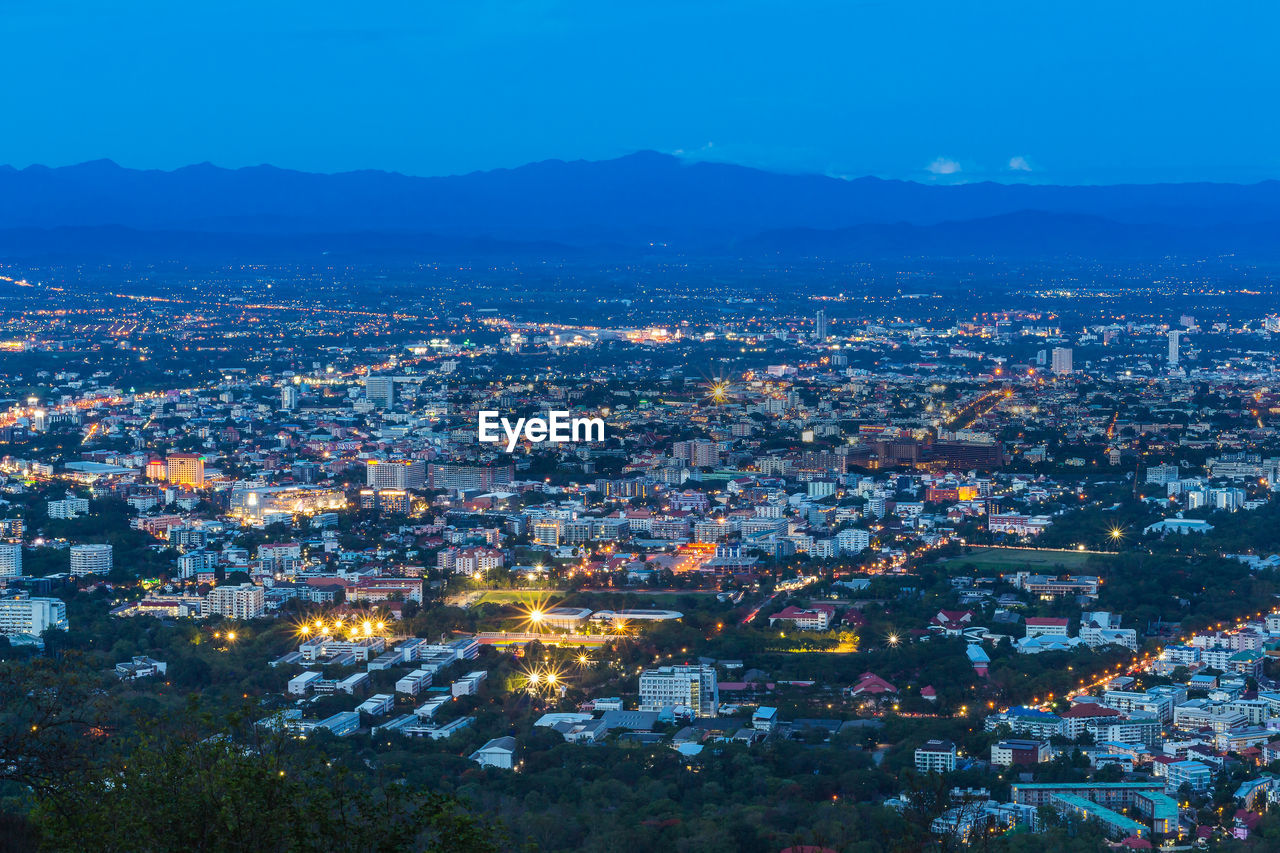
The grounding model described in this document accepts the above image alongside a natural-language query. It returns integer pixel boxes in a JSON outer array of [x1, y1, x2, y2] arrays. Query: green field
[[473, 590, 565, 606], [943, 547, 1112, 573]]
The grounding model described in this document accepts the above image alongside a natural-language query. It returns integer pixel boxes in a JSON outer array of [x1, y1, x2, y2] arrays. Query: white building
[[288, 670, 323, 695], [451, 670, 488, 697], [48, 497, 90, 519], [356, 693, 395, 716], [204, 583, 265, 619], [1165, 759, 1212, 793], [1051, 347, 1073, 376], [1080, 626, 1139, 651], [638, 665, 719, 717], [0, 543, 21, 578], [835, 528, 870, 554], [915, 739, 958, 773], [0, 596, 68, 637], [69, 543, 113, 576], [366, 459, 426, 490], [395, 669, 433, 696], [1024, 618, 1070, 639], [469, 736, 517, 770]]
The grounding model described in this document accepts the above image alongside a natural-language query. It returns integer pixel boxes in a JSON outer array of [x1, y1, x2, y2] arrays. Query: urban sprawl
[[4, 268, 1280, 851]]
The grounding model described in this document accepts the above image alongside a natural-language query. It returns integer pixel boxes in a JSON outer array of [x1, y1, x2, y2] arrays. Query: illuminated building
[[359, 489, 410, 514], [165, 453, 205, 487], [0, 595, 67, 637], [204, 583, 265, 619], [229, 486, 346, 524], [365, 459, 426, 490], [532, 520, 561, 546], [0, 543, 21, 578], [427, 463, 513, 491], [639, 664, 718, 717]]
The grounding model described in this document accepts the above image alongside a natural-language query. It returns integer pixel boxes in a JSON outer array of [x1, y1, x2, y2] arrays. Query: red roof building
[[1059, 702, 1121, 737], [847, 672, 898, 697], [768, 604, 837, 631]]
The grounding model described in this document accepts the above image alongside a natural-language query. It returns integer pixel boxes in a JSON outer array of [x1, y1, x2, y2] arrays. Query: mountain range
[[2, 151, 1279, 261]]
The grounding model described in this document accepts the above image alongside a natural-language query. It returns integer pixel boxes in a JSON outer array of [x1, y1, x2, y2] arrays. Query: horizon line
[[3, 151, 1279, 190]]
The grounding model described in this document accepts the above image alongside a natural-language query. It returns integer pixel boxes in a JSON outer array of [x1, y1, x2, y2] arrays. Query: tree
[[28, 731, 501, 853]]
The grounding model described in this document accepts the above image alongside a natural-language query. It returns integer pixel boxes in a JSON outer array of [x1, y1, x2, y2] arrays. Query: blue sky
[[2, 0, 1277, 183]]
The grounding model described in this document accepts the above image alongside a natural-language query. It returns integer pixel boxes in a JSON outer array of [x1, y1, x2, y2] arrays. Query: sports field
[[444, 589, 566, 608], [473, 590, 564, 606], [943, 547, 1112, 573]]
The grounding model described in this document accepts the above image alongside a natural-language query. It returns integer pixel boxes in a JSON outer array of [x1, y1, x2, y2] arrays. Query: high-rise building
[[0, 596, 67, 637], [427, 463, 514, 491], [1264, 315, 1280, 334], [814, 309, 828, 341], [914, 740, 958, 774], [532, 520, 561, 547], [0, 543, 22, 578], [1051, 347, 1073, 376], [1168, 330, 1180, 367], [166, 453, 205, 487], [70, 543, 113, 576], [673, 439, 719, 468], [366, 459, 426, 490], [0, 518, 24, 541], [365, 376, 395, 409], [281, 385, 299, 411], [638, 664, 719, 717], [204, 583, 266, 619]]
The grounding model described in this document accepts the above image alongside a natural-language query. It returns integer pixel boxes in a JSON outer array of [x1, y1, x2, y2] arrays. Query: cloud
[[1007, 155, 1033, 172], [672, 141, 715, 158], [927, 157, 961, 175]]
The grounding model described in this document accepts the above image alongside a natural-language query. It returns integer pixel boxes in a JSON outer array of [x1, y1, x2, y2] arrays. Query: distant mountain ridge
[[3, 152, 1280, 259]]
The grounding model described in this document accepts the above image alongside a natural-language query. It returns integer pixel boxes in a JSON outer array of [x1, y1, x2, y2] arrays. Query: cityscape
[[5, 3, 1280, 853]]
